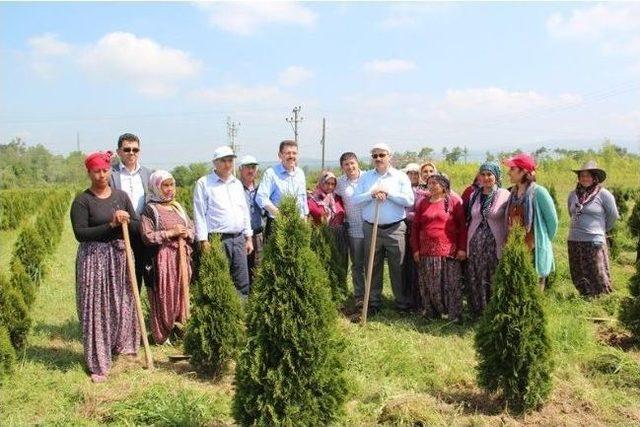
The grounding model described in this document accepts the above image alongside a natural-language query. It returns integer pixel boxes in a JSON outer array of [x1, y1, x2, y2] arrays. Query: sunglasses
[[371, 153, 387, 159], [122, 147, 140, 153]]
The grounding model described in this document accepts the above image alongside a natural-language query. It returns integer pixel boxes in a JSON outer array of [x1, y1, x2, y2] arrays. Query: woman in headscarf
[[411, 173, 467, 322], [503, 153, 558, 288], [308, 170, 345, 228], [419, 161, 437, 188], [70, 151, 140, 383], [140, 170, 195, 345], [567, 161, 619, 297], [465, 162, 510, 317]]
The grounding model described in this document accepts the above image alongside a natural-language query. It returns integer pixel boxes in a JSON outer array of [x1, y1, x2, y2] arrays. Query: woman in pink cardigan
[[465, 162, 510, 317]]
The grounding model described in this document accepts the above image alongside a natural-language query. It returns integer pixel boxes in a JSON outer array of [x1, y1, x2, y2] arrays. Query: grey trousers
[[217, 233, 250, 296], [362, 221, 411, 310], [348, 236, 366, 304]]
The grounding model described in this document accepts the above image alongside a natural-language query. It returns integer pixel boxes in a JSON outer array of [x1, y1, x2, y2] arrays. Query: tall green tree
[[183, 235, 245, 376], [309, 225, 348, 307], [475, 226, 553, 413], [233, 196, 347, 426]]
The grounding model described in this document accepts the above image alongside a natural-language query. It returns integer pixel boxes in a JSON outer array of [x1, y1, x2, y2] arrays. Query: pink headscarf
[[311, 171, 341, 225]]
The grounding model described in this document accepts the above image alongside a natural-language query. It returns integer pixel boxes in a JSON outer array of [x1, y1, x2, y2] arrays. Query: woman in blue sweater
[[567, 161, 619, 297], [503, 153, 558, 288]]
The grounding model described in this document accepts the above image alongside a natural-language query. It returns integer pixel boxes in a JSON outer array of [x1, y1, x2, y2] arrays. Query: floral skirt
[[417, 256, 463, 320], [567, 240, 612, 297], [466, 220, 499, 316], [76, 240, 140, 375]]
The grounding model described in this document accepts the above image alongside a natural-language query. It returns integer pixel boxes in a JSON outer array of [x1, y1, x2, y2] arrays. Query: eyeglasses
[[122, 147, 140, 153], [371, 153, 387, 159]]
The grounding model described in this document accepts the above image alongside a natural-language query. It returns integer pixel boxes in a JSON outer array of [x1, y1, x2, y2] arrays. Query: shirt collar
[[276, 163, 297, 176], [119, 162, 140, 174], [213, 171, 237, 184]]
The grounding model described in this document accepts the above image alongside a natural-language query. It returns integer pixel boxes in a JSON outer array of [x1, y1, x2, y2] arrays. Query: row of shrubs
[[0, 189, 50, 230], [0, 189, 71, 382]]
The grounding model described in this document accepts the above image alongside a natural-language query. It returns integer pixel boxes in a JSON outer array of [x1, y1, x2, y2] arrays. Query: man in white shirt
[[193, 146, 254, 296], [109, 133, 153, 289]]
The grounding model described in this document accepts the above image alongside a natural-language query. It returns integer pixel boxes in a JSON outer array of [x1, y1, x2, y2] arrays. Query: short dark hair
[[339, 152, 358, 166], [117, 133, 140, 149], [279, 140, 298, 153]]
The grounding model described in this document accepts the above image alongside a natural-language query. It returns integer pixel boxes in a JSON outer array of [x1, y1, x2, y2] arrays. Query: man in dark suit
[[109, 133, 153, 289]]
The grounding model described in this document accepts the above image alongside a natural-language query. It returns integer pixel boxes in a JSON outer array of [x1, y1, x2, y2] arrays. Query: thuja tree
[[0, 272, 31, 351], [619, 261, 640, 339], [0, 325, 15, 382], [233, 196, 347, 426], [183, 235, 245, 376], [475, 226, 553, 413], [309, 224, 348, 307]]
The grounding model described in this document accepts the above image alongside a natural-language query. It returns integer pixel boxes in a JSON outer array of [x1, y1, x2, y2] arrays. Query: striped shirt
[[336, 171, 365, 238]]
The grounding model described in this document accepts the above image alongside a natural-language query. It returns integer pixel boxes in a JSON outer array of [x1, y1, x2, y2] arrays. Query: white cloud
[[197, 1, 316, 36], [278, 66, 314, 86], [27, 33, 72, 56], [363, 59, 416, 74], [443, 87, 582, 113], [547, 4, 640, 40], [79, 32, 201, 97], [190, 84, 282, 105]]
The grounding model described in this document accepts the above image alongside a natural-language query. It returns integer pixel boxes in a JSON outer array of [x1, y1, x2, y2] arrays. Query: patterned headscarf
[[311, 171, 340, 223], [574, 173, 602, 214], [467, 161, 502, 223], [147, 170, 188, 222]]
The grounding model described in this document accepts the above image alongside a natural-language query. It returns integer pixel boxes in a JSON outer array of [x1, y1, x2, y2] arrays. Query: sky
[[1, 1, 640, 169]]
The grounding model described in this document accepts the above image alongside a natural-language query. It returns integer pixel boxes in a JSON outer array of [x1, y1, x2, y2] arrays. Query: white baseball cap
[[402, 163, 420, 173], [370, 143, 392, 154], [239, 155, 259, 167], [212, 145, 236, 161]]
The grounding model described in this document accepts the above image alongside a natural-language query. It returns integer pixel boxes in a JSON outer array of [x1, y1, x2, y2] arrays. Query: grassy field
[[1, 161, 639, 426]]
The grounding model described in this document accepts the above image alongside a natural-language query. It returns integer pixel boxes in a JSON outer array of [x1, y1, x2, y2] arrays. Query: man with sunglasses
[[193, 146, 253, 297], [109, 132, 153, 289], [352, 143, 414, 318]]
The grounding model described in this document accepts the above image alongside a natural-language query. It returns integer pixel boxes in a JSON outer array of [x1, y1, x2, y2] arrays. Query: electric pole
[[320, 118, 326, 170], [227, 116, 240, 175], [76, 131, 80, 152], [286, 106, 303, 143]]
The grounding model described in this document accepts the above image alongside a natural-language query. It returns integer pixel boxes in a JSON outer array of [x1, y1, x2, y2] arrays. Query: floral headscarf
[[147, 170, 188, 222], [311, 170, 340, 224]]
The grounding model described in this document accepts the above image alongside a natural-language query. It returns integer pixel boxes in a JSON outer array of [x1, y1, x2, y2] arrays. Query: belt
[[209, 231, 243, 239], [364, 219, 403, 230]]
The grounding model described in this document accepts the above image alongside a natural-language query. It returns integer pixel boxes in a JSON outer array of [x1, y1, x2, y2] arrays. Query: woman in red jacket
[[308, 171, 345, 228], [411, 174, 467, 322]]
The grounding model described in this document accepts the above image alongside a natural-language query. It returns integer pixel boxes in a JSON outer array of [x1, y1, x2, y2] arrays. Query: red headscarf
[[84, 151, 113, 171]]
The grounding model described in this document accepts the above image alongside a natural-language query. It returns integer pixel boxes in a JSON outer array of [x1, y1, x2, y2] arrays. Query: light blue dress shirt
[[352, 167, 414, 225], [255, 163, 308, 218], [193, 172, 252, 241]]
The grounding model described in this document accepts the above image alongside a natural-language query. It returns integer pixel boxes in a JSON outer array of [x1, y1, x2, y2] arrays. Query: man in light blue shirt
[[352, 143, 414, 316], [193, 146, 254, 296], [255, 140, 308, 238]]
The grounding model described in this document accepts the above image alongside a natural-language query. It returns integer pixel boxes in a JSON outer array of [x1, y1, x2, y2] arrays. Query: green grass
[[1, 163, 639, 425]]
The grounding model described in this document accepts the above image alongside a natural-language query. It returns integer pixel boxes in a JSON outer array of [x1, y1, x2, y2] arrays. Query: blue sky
[[1, 1, 639, 169]]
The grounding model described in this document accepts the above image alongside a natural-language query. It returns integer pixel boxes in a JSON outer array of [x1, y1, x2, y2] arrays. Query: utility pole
[[285, 106, 303, 143], [227, 116, 240, 175], [76, 131, 80, 152], [320, 118, 326, 170]]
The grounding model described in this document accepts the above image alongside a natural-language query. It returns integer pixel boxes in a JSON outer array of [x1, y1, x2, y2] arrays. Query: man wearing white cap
[[352, 143, 414, 317], [256, 140, 308, 238], [193, 146, 253, 296], [238, 155, 264, 285]]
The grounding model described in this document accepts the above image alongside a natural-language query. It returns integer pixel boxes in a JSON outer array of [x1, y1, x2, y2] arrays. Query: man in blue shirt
[[238, 154, 264, 285], [255, 140, 308, 238], [193, 146, 254, 296], [352, 143, 414, 316]]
